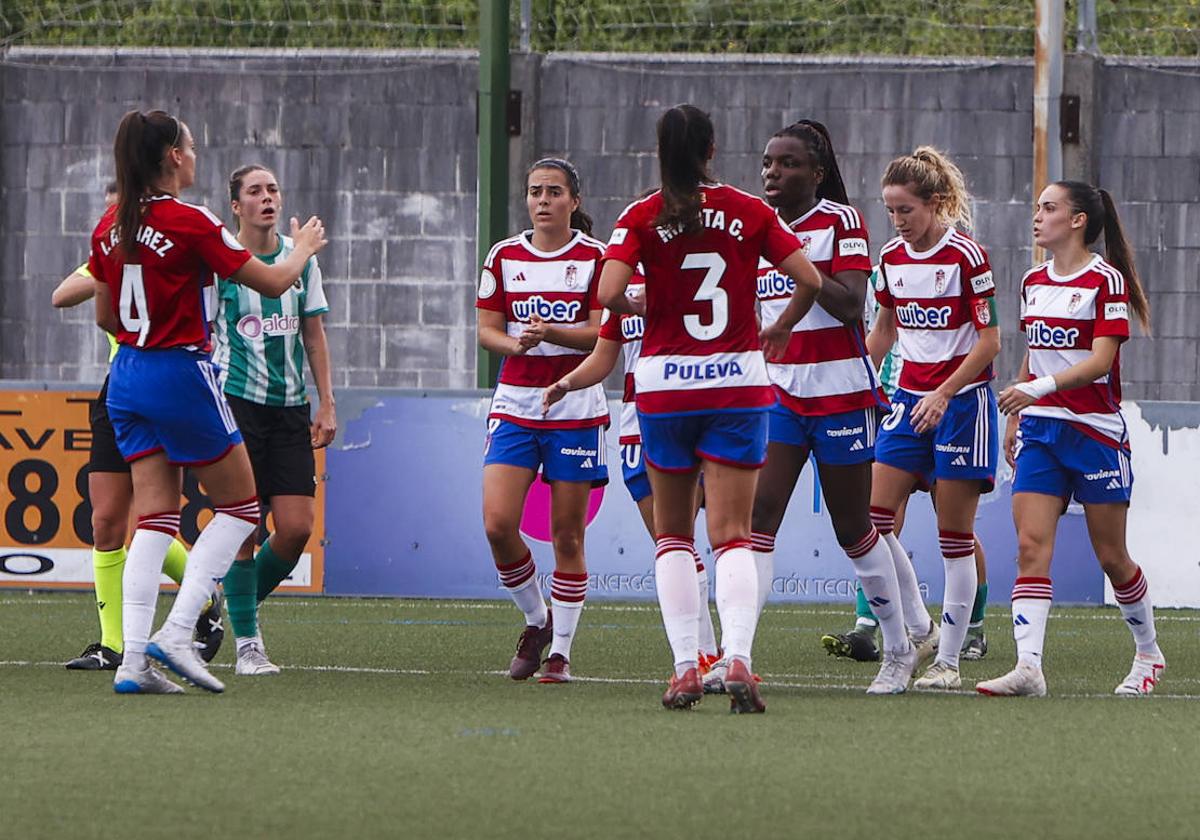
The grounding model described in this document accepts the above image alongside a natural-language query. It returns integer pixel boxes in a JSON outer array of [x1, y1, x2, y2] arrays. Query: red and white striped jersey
[[604, 185, 803, 416], [476, 230, 609, 429], [875, 228, 996, 395], [598, 274, 646, 444], [756, 199, 883, 415], [1019, 255, 1130, 447]]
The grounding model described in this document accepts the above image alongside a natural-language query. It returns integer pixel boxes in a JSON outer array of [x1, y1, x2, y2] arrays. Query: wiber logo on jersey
[[1027, 320, 1081, 349], [621, 315, 645, 340], [511, 296, 582, 323], [237, 313, 299, 339], [757, 269, 794, 299], [895, 302, 953, 329]]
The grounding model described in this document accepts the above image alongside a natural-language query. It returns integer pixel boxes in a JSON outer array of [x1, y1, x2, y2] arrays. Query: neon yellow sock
[[93, 547, 126, 654], [161, 538, 188, 585]]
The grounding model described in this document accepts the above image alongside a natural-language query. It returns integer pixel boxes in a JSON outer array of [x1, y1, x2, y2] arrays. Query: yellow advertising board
[[0, 388, 325, 592]]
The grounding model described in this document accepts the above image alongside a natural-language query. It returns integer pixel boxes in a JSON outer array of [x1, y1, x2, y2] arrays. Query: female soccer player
[[54, 181, 220, 671], [748, 120, 912, 682], [215, 165, 337, 676], [543, 273, 723, 674], [596, 104, 822, 713], [476, 158, 608, 685], [90, 109, 326, 694], [867, 147, 1000, 694], [977, 182, 1163, 697]]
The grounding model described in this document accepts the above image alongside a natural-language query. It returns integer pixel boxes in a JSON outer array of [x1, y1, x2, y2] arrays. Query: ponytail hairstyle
[[881, 145, 973, 231], [774, 119, 849, 205], [527, 157, 593, 237], [654, 104, 715, 236], [112, 109, 182, 256], [1054, 180, 1151, 333]]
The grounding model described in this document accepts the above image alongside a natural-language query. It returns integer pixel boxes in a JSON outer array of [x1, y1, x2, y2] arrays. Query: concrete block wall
[[1, 50, 1197, 399]]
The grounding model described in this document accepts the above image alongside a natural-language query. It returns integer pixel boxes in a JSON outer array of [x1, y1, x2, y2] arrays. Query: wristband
[[1015, 376, 1057, 400]]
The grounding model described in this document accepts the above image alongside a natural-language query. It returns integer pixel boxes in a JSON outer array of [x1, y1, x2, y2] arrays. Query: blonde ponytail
[[882, 145, 974, 231]]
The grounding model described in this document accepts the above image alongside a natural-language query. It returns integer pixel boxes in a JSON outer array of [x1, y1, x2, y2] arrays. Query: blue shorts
[[874, 386, 997, 487], [483, 419, 609, 486], [768, 404, 877, 466], [106, 346, 243, 466], [638, 409, 768, 473], [620, 443, 652, 502], [1013, 415, 1132, 504]]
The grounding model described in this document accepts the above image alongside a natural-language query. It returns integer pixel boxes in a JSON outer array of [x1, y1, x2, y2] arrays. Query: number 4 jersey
[[604, 185, 804, 416], [89, 196, 251, 350]]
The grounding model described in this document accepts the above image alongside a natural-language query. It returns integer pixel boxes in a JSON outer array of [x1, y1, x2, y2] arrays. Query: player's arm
[[1000, 352, 1030, 467], [542, 336, 621, 415], [760, 247, 822, 359], [522, 310, 600, 352], [866, 304, 897, 370], [233, 216, 327, 298], [816, 269, 869, 324], [478, 309, 525, 356], [52, 266, 97, 308], [93, 280, 118, 335], [910, 324, 1000, 434], [301, 313, 337, 448], [998, 337, 1119, 417], [597, 260, 638, 315]]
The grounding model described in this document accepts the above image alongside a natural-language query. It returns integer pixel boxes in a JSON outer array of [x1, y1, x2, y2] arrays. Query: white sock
[[693, 553, 719, 658], [1112, 566, 1161, 657], [845, 527, 910, 655], [714, 541, 758, 666], [871, 507, 932, 637], [122, 512, 179, 667], [1012, 577, 1053, 668], [163, 504, 258, 637], [549, 570, 587, 660], [497, 551, 548, 628], [655, 536, 700, 676], [750, 531, 775, 617], [936, 530, 977, 669]]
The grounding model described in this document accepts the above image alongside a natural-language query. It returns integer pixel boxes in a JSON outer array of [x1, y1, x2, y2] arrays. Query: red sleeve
[[475, 243, 506, 313], [1093, 271, 1131, 342], [1018, 280, 1027, 332], [829, 212, 872, 275], [760, 203, 804, 267], [873, 263, 895, 309], [598, 308, 622, 341], [962, 248, 995, 301], [587, 256, 602, 311], [603, 205, 644, 268], [182, 204, 253, 279]]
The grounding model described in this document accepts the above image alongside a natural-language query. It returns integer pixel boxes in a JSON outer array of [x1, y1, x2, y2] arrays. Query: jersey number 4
[[119, 265, 151, 347], [681, 252, 728, 341]]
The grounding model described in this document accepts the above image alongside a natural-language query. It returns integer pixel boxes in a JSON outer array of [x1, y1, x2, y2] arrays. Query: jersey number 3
[[119, 265, 151, 347], [681, 252, 728, 341]]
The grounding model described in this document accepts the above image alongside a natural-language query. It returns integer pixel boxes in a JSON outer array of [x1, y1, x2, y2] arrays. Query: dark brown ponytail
[[774, 119, 849, 205], [112, 109, 181, 256], [1056, 181, 1150, 333], [654, 104, 714, 236]]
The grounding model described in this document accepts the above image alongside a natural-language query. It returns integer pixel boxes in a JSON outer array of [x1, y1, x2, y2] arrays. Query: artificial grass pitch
[[2, 592, 1198, 840]]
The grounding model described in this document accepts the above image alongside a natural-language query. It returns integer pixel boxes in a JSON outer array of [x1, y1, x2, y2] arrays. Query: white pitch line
[[2, 660, 1196, 701]]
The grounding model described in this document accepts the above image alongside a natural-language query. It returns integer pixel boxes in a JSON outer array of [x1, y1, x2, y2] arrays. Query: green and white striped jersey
[[867, 266, 902, 400], [213, 234, 328, 407]]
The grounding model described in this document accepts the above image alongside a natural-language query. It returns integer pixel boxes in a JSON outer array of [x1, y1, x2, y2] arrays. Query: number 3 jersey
[[604, 185, 804, 416], [1019, 255, 1131, 447], [875, 227, 996, 396], [756, 199, 882, 415], [88, 196, 252, 350], [476, 230, 609, 429]]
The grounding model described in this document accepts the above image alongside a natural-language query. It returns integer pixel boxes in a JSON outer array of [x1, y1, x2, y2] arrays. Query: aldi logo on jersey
[[236, 312, 300, 339], [511, 295, 582, 323], [895, 302, 953, 329]]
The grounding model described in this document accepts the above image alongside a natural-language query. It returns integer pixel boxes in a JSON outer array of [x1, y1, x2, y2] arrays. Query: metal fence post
[[477, 0, 510, 388], [1033, 0, 1065, 265]]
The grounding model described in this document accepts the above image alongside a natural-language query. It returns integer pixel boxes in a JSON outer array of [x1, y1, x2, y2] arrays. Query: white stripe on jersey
[[896, 322, 977, 364], [500, 258, 597, 293], [948, 232, 985, 267], [489, 382, 608, 426], [1030, 348, 1110, 383], [504, 322, 589, 357], [973, 386, 987, 467], [1096, 261, 1125, 296], [635, 351, 769, 394], [766, 357, 876, 399], [1024, 283, 1100, 320]]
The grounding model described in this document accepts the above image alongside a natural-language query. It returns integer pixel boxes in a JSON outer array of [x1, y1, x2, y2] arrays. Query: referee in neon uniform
[[214, 165, 336, 675]]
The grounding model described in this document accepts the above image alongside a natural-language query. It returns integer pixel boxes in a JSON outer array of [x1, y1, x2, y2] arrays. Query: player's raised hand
[[291, 215, 328, 256], [542, 378, 571, 415]]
